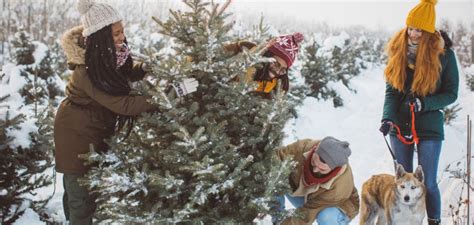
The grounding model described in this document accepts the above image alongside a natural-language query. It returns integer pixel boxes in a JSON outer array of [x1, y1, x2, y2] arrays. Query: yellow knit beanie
[[406, 0, 437, 33]]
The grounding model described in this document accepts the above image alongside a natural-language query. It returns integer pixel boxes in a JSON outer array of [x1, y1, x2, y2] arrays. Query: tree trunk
[[6, 0, 11, 60], [472, 3, 474, 64], [471, 25, 474, 64], [42, 0, 48, 42], [1, 0, 5, 66], [27, 2, 31, 34]]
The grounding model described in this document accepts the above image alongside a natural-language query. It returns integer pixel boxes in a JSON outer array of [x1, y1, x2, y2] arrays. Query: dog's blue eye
[[411, 186, 417, 189]]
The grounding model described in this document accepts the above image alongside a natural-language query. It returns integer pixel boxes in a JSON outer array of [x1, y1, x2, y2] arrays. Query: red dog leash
[[391, 103, 419, 145], [382, 103, 419, 171]]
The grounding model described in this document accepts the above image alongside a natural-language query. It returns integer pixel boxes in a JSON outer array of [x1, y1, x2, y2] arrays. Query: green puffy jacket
[[382, 48, 459, 140]]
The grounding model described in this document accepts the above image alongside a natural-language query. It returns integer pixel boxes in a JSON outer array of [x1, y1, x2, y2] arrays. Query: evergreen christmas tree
[[11, 30, 35, 66], [300, 40, 342, 106], [356, 35, 386, 65], [0, 28, 58, 224], [466, 66, 474, 91], [328, 37, 363, 92], [443, 103, 462, 126], [83, 0, 295, 223], [0, 94, 54, 224], [11, 29, 63, 106], [452, 23, 472, 67], [49, 40, 69, 81], [35, 46, 64, 103], [301, 34, 364, 107]]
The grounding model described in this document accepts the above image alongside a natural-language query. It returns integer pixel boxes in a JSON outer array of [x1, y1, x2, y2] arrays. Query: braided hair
[[85, 24, 135, 138]]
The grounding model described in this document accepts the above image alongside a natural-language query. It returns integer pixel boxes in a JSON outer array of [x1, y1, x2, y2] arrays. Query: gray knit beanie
[[316, 136, 351, 170], [77, 0, 123, 37]]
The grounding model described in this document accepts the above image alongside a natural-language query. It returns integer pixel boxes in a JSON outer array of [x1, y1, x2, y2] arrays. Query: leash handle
[[392, 103, 419, 145], [383, 102, 419, 172]]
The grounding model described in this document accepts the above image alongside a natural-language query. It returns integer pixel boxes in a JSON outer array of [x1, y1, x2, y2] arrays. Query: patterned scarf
[[407, 39, 418, 70], [116, 43, 130, 69]]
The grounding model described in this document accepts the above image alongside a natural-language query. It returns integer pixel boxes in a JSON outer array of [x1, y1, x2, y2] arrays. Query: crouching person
[[274, 137, 359, 225]]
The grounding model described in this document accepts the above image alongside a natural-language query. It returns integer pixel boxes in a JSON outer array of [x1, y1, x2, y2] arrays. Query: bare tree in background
[[471, 21, 473, 64], [471, 2, 474, 64], [2, 0, 13, 64], [41, 0, 48, 41], [1, 0, 6, 66], [26, 2, 31, 37]]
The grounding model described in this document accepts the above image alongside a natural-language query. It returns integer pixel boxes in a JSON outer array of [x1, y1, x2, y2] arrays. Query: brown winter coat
[[54, 26, 156, 174], [276, 139, 360, 225]]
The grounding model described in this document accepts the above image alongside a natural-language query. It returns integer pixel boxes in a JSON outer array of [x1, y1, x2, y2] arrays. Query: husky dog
[[359, 164, 426, 225]]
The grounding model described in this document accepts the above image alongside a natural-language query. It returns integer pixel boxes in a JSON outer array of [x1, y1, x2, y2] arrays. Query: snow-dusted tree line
[[0, 0, 472, 224]]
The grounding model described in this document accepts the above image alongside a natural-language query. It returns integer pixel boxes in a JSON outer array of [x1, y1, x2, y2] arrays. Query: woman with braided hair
[[379, 0, 459, 224], [54, 0, 197, 224]]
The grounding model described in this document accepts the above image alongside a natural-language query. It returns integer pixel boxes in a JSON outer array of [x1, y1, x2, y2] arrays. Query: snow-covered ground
[[12, 170, 66, 225]]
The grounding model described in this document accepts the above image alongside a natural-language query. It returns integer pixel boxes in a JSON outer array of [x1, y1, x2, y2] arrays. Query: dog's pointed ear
[[415, 165, 424, 183], [395, 163, 406, 179]]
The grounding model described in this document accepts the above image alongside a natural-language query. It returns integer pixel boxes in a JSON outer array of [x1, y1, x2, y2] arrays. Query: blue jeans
[[275, 194, 350, 225], [390, 135, 442, 220]]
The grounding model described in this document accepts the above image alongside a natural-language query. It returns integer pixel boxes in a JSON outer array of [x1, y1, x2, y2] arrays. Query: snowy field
[[3, 0, 472, 224], [12, 63, 473, 225]]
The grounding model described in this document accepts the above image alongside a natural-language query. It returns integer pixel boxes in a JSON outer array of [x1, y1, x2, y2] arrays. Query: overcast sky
[[209, 0, 473, 31]]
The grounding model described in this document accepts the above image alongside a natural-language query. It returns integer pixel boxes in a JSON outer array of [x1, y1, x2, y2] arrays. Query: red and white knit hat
[[267, 32, 304, 67]]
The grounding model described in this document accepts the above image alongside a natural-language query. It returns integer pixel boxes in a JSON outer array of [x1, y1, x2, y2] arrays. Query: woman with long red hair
[[379, 0, 459, 224]]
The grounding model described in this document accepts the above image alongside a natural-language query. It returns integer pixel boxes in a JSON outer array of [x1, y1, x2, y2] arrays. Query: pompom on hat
[[406, 0, 438, 33], [77, 0, 123, 37], [267, 32, 304, 68]]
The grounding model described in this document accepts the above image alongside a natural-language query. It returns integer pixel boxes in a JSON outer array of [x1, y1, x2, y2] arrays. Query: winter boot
[[428, 218, 441, 225]]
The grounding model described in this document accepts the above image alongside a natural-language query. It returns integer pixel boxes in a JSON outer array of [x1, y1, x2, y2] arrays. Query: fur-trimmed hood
[[60, 26, 86, 68]]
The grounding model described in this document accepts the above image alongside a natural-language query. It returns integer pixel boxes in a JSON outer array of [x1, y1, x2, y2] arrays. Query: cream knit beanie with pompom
[[77, 0, 123, 37]]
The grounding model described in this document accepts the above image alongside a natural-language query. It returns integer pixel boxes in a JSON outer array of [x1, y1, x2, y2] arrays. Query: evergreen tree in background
[[328, 38, 363, 92], [49, 40, 68, 76], [0, 28, 58, 225], [466, 67, 474, 91], [0, 96, 54, 224], [301, 34, 369, 107], [83, 0, 295, 223], [300, 41, 342, 106], [35, 47, 63, 103], [11, 29, 63, 106], [357, 35, 386, 65], [439, 20, 472, 66], [443, 103, 462, 126], [451, 23, 472, 67], [11, 29, 35, 65]]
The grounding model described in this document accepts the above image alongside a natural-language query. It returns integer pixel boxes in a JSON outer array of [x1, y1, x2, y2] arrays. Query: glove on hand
[[141, 63, 152, 73], [171, 78, 199, 97], [379, 120, 393, 136]]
